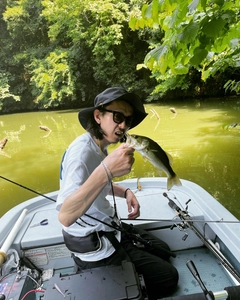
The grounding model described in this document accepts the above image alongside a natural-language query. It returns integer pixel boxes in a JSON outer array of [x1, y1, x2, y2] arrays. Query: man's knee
[[144, 266, 179, 299]]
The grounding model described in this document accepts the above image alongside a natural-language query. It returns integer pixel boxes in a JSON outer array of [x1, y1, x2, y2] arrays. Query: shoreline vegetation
[[0, 0, 239, 115]]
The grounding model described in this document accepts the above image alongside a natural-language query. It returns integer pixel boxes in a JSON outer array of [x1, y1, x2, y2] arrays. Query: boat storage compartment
[[21, 209, 64, 249], [44, 261, 145, 300], [21, 209, 73, 269]]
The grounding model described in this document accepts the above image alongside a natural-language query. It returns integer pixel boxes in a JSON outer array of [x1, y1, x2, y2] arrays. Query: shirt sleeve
[[56, 142, 90, 211]]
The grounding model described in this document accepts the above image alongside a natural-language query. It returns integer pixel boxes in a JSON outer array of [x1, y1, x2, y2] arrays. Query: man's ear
[[93, 109, 101, 124]]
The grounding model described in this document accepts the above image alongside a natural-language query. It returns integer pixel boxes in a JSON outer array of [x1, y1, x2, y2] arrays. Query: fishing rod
[[1, 175, 239, 225], [0, 175, 56, 202], [121, 218, 240, 224], [0, 176, 124, 231], [2, 174, 240, 271], [163, 192, 240, 284], [0, 175, 175, 258]]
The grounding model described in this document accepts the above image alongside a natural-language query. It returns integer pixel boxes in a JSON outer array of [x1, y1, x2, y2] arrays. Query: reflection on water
[[0, 98, 240, 219]]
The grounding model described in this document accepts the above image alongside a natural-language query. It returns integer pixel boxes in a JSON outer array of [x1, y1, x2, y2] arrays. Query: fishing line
[[1, 175, 239, 225]]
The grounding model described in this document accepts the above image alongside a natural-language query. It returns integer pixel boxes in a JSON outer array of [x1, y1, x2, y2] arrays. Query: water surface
[[0, 97, 239, 219]]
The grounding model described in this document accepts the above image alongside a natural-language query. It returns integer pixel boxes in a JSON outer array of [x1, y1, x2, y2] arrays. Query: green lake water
[[0, 97, 240, 219]]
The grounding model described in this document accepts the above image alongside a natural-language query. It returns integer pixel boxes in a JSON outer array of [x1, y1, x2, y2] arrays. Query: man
[[57, 87, 178, 299]]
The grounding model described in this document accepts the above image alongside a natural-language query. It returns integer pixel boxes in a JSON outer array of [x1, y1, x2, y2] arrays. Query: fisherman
[[56, 87, 179, 299]]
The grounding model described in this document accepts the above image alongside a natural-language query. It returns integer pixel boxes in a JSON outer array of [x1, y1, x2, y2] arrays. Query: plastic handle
[[0, 209, 28, 266]]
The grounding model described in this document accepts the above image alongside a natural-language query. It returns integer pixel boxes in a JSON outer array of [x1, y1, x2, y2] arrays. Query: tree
[[1, 0, 49, 113], [129, 0, 240, 97], [0, 0, 21, 112], [1, 0, 152, 111], [36, 0, 153, 107]]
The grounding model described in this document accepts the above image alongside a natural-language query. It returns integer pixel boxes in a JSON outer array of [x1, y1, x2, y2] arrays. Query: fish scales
[[125, 134, 182, 190]]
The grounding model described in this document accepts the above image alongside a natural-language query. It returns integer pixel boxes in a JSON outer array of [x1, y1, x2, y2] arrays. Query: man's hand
[[104, 143, 135, 178], [125, 190, 140, 219]]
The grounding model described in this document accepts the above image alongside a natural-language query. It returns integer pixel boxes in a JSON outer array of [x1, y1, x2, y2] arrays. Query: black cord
[[110, 181, 119, 219]]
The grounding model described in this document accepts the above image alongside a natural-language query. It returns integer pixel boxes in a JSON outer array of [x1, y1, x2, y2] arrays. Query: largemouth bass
[[125, 134, 182, 190]]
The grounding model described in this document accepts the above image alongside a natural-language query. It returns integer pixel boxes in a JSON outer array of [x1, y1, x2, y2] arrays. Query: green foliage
[[0, 72, 20, 111], [1, 0, 239, 113], [39, 0, 153, 106], [3, 0, 48, 47], [130, 0, 240, 96], [1, 0, 152, 112], [31, 50, 76, 108], [224, 80, 240, 94], [1, 0, 49, 113], [41, 0, 143, 86]]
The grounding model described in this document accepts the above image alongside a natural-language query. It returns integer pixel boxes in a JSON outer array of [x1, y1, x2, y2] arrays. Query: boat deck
[[170, 247, 233, 296], [33, 246, 234, 299]]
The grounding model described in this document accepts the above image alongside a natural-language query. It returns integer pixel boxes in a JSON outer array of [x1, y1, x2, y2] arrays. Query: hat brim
[[78, 105, 147, 130], [78, 107, 97, 130]]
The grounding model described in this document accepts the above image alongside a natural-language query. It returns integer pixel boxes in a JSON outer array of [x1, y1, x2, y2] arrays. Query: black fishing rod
[[163, 192, 240, 283], [0, 175, 56, 202], [1, 175, 239, 225], [0, 175, 175, 258], [121, 218, 240, 224], [0, 176, 121, 229]]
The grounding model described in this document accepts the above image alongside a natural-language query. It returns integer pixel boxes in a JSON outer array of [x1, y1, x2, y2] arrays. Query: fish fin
[[142, 156, 148, 163], [149, 148, 158, 153], [167, 175, 182, 190]]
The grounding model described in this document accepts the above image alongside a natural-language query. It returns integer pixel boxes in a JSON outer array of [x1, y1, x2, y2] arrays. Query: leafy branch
[[129, 0, 240, 95]]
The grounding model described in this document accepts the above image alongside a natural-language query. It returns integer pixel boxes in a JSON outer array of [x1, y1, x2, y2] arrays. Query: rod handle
[[0, 209, 28, 266]]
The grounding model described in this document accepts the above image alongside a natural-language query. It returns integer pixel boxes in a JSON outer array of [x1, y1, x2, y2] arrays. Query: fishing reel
[[163, 193, 192, 241], [170, 222, 189, 241]]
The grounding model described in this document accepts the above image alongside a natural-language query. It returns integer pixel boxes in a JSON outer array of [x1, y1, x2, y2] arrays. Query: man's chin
[[112, 135, 122, 144]]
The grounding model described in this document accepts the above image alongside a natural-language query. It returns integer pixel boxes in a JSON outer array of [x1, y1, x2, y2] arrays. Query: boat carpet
[[170, 247, 234, 296], [35, 247, 234, 299]]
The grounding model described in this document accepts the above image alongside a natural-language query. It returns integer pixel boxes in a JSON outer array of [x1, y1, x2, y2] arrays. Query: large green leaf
[[202, 17, 226, 38], [151, 0, 159, 24], [145, 45, 168, 63], [171, 64, 189, 74], [189, 48, 208, 65], [170, 1, 189, 28], [178, 21, 200, 44]]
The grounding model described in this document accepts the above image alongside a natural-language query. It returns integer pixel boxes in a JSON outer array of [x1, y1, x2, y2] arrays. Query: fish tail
[[167, 175, 182, 190]]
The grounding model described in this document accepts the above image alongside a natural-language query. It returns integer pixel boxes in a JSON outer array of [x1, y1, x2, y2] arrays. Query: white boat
[[0, 177, 240, 300]]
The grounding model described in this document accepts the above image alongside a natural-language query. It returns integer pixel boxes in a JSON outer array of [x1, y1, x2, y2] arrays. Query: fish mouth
[[119, 133, 129, 143]]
